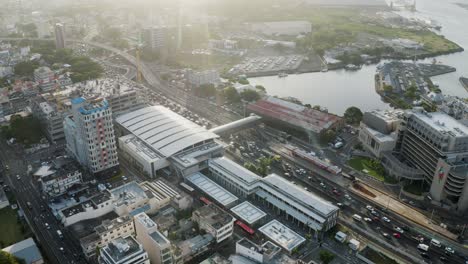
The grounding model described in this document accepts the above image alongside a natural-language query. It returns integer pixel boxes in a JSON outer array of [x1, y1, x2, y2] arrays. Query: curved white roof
[[116, 106, 219, 157]]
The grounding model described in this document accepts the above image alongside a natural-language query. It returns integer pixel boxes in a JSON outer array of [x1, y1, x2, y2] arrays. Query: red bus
[[235, 220, 255, 235], [199, 197, 212, 205]]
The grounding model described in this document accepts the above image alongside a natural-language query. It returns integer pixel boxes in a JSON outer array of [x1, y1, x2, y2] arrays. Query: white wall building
[[358, 123, 397, 158], [134, 212, 174, 264], [33, 157, 82, 197], [34, 66, 55, 92], [99, 236, 150, 264], [80, 215, 135, 259], [192, 203, 236, 243], [64, 97, 119, 175], [185, 69, 220, 87]]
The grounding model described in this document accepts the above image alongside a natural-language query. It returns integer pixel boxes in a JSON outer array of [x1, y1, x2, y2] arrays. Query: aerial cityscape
[[0, 0, 467, 264]]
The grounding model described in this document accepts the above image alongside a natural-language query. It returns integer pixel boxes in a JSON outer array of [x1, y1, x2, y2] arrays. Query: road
[[0, 140, 85, 264]]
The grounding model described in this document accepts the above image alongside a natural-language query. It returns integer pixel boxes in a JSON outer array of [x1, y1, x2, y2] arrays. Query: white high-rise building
[[55, 23, 65, 49], [64, 97, 119, 175], [134, 213, 173, 264]]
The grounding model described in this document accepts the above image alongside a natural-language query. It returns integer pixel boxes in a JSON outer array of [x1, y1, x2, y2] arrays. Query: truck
[[57, 230, 63, 238], [348, 239, 360, 251], [335, 231, 347, 243], [417, 244, 429, 252]]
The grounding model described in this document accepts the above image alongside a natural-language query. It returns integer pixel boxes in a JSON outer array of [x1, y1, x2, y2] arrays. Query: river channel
[[248, 0, 468, 116]]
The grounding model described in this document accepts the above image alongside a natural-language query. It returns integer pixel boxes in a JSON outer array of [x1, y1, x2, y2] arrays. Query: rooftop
[[110, 182, 148, 207], [193, 203, 235, 230], [101, 236, 143, 263], [247, 96, 342, 134], [134, 212, 157, 229], [115, 106, 219, 157], [119, 134, 163, 163], [258, 220, 305, 252], [262, 174, 339, 218], [33, 157, 81, 181], [69, 78, 139, 99], [365, 109, 403, 123], [187, 172, 238, 207], [210, 157, 262, 185], [2, 238, 43, 264], [95, 215, 133, 235], [149, 230, 171, 246], [230, 201, 266, 225], [410, 109, 468, 137]]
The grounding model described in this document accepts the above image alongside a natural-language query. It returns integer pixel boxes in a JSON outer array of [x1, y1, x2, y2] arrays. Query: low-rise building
[[258, 220, 305, 253], [192, 203, 236, 243], [80, 215, 135, 259], [33, 157, 82, 197], [99, 236, 150, 264], [358, 123, 397, 158], [59, 181, 161, 226], [134, 212, 173, 264], [34, 66, 56, 92], [235, 238, 281, 263], [185, 69, 220, 87], [2, 237, 44, 264], [174, 234, 214, 263]]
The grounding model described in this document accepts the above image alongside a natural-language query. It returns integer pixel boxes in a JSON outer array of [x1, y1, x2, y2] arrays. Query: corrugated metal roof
[[116, 106, 219, 157], [187, 172, 238, 207]]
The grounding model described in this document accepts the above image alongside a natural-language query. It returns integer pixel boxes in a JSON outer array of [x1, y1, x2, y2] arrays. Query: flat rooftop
[[230, 201, 266, 225], [262, 174, 338, 217], [247, 96, 342, 134], [101, 236, 143, 263], [116, 106, 219, 157], [194, 204, 235, 230], [187, 172, 238, 207], [110, 182, 148, 207], [149, 230, 170, 246], [411, 110, 468, 137], [210, 157, 262, 185], [258, 220, 305, 252]]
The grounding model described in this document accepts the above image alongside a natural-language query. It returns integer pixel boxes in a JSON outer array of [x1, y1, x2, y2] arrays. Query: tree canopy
[[240, 89, 260, 102], [223, 86, 240, 103], [319, 250, 335, 264], [344, 106, 363, 124], [14, 61, 39, 76], [0, 251, 26, 264]]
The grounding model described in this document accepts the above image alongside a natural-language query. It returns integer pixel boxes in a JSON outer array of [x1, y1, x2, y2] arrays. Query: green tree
[[319, 250, 335, 264], [312, 105, 321, 110], [320, 130, 336, 144], [0, 251, 26, 264], [344, 106, 363, 124], [240, 89, 260, 102], [223, 86, 240, 103], [14, 61, 39, 76], [255, 85, 266, 92], [238, 78, 249, 85]]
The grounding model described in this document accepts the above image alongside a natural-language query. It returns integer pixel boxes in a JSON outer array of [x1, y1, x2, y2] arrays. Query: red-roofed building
[[247, 96, 344, 139]]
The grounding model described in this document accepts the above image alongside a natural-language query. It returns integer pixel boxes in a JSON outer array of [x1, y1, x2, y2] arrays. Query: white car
[[382, 217, 391, 223], [394, 227, 404, 234], [364, 217, 372, 222], [366, 205, 373, 211], [444, 247, 455, 254]]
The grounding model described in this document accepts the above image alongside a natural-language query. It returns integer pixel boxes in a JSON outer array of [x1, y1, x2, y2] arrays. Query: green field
[[0, 207, 27, 247], [348, 157, 385, 181]]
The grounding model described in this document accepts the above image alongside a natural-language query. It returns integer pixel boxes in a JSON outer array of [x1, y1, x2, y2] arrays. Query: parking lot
[[229, 55, 305, 76]]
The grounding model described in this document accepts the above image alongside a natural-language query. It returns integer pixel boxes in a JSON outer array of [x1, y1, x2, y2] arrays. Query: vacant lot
[[0, 207, 26, 247]]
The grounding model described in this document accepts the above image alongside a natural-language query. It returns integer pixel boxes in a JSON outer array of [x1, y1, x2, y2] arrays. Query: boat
[[278, 72, 288, 78], [345, 64, 361, 71], [460, 77, 468, 91], [321, 68, 328, 72]]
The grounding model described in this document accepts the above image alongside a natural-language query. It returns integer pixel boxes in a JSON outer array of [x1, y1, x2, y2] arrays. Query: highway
[[0, 140, 85, 264]]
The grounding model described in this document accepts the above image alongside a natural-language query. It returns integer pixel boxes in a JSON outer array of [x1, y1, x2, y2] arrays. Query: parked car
[[382, 217, 391, 223], [393, 233, 401, 239]]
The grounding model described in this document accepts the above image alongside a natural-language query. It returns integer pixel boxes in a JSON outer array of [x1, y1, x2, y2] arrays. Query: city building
[[33, 157, 82, 197], [192, 203, 236, 243], [115, 106, 223, 177], [439, 96, 468, 121], [185, 69, 220, 87], [247, 96, 344, 141], [174, 234, 214, 263], [258, 220, 305, 254], [31, 98, 66, 143], [2, 238, 44, 264], [362, 110, 403, 134], [230, 201, 267, 226], [144, 26, 172, 52], [140, 180, 193, 210], [249, 21, 312, 36], [134, 212, 174, 264], [235, 238, 281, 263], [73, 79, 144, 118], [99, 236, 150, 264], [55, 23, 66, 49], [80, 216, 135, 259], [59, 181, 160, 226], [392, 108, 468, 212], [64, 97, 119, 175], [207, 157, 339, 232], [34, 66, 56, 92]]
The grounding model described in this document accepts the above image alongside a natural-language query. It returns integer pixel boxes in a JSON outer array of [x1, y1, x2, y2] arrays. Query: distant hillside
[[302, 0, 388, 7]]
